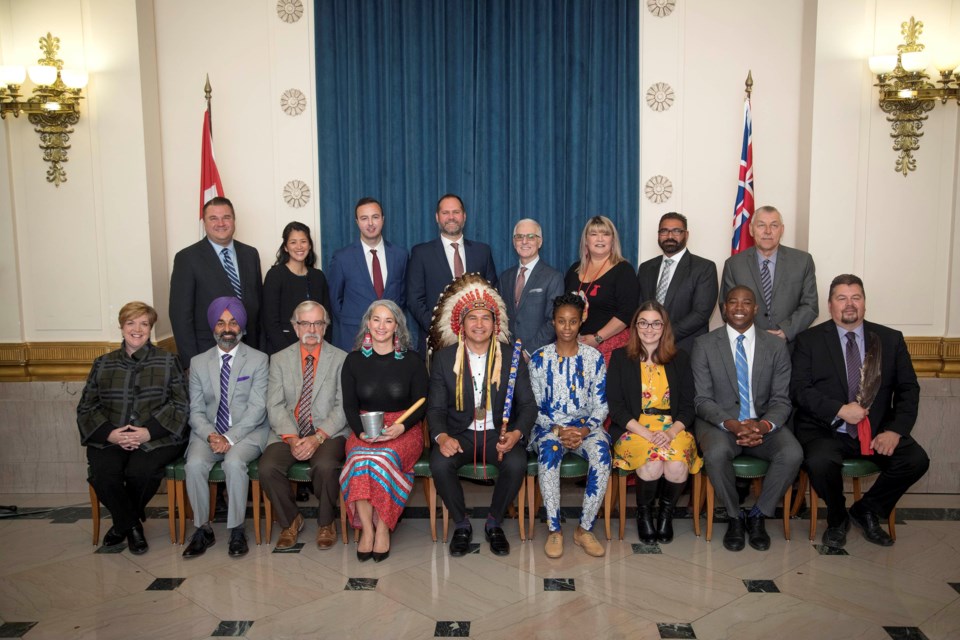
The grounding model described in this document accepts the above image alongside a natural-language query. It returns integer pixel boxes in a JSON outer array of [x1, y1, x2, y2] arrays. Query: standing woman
[[339, 300, 428, 562], [78, 302, 189, 553], [262, 222, 331, 354], [607, 301, 702, 544], [564, 216, 640, 364], [528, 293, 611, 559]]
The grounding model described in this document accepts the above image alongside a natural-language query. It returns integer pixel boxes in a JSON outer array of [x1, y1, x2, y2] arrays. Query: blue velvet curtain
[[315, 0, 639, 274]]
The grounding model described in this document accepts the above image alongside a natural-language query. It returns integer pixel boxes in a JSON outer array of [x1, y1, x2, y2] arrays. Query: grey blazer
[[691, 325, 792, 432], [720, 245, 818, 341], [637, 251, 718, 352], [266, 341, 348, 443], [498, 259, 565, 354], [188, 343, 271, 448]]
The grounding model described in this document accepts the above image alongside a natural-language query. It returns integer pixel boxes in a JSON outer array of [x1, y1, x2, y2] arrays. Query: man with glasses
[[637, 212, 718, 352], [498, 219, 564, 358], [259, 301, 348, 550]]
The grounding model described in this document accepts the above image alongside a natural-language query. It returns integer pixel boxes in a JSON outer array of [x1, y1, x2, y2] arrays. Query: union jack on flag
[[730, 98, 754, 255]]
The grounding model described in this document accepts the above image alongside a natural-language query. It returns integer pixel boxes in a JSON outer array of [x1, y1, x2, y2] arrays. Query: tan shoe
[[574, 526, 605, 557], [316, 523, 337, 549], [544, 531, 564, 558], [276, 513, 304, 550]]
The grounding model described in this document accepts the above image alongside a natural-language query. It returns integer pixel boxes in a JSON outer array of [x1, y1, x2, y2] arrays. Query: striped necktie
[[215, 354, 231, 435], [296, 355, 315, 437], [221, 248, 243, 299], [656, 258, 674, 303], [735, 334, 751, 421], [760, 259, 773, 310]]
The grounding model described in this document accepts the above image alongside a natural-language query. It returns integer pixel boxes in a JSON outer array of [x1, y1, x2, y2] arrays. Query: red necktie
[[371, 249, 384, 299], [514, 266, 527, 305], [451, 242, 464, 278]]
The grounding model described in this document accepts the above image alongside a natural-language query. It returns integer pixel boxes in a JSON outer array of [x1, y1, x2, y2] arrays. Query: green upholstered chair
[[259, 461, 349, 545], [696, 455, 791, 542], [440, 463, 526, 542]]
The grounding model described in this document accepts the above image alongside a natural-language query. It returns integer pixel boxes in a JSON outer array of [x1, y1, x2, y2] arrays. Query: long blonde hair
[[576, 215, 625, 277]]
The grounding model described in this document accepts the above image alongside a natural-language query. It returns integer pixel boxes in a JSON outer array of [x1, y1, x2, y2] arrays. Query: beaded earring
[[361, 331, 373, 357], [394, 333, 403, 360]]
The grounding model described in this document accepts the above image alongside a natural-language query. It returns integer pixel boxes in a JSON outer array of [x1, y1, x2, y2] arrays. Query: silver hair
[[352, 299, 413, 352], [512, 218, 542, 236], [290, 300, 329, 325]]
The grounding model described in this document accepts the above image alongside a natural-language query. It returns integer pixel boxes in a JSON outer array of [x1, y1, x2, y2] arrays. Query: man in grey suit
[[637, 212, 718, 352], [259, 301, 348, 550], [182, 297, 270, 558], [692, 285, 802, 552], [720, 206, 818, 347], [497, 219, 564, 358]]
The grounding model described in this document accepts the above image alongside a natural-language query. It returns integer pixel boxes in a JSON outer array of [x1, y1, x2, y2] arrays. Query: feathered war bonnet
[[427, 273, 510, 412]]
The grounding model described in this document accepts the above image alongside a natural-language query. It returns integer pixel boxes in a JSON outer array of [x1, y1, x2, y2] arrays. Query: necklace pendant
[[474, 407, 486, 422]]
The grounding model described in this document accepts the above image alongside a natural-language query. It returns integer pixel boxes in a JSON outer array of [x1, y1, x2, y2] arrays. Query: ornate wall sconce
[[869, 18, 959, 176], [0, 33, 88, 186]]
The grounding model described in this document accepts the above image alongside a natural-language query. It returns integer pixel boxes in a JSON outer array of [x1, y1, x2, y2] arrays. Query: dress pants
[[430, 428, 526, 525], [184, 436, 264, 529], [258, 437, 345, 528], [87, 444, 185, 533], [698, 425, 803, 518], [802, 432, 929, 526]]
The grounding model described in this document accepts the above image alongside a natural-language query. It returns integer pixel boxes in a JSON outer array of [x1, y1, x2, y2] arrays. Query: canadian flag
[[199, 107, 224, 218]]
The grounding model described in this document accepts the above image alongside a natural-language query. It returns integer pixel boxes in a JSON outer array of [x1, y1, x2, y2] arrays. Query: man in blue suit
[[406, 194, 498, 350], [498, 218, 564, 358], [327, 197, 408, 352]]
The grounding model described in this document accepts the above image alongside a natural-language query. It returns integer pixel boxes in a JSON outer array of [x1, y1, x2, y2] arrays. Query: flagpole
[[745, 69, 752, 98], [205, 74, 213, 136]]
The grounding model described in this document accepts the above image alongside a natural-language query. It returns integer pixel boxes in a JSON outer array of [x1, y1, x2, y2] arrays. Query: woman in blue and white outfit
[[528, 293, 611, 559]]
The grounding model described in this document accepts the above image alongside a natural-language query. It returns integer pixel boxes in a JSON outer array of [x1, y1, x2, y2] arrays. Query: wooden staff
[[391, 397, 426, 427], [498, 340, 523, 462]]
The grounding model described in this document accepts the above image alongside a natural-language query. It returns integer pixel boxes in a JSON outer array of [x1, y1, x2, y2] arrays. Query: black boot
[[656, 479, 686, 544], [635, 478, 658, 544]]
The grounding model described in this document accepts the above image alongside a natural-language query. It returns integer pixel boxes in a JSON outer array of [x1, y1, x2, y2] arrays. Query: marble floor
[[0, 487, 958, 640]]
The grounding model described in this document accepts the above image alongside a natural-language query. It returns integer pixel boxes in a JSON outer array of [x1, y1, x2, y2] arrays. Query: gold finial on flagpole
[[745, 70, 753, 98], [204, 74, 212, 106]]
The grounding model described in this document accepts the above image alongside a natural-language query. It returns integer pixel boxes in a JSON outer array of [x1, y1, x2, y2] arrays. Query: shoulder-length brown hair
[[625, 300, 677, 364]]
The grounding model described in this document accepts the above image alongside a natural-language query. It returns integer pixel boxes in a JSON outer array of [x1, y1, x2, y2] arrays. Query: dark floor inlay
[[543, 578, 575, 592], [345, 578, 378, 591], [632, 542, 662, 554], [0, 622, 39, 638], [467, 543, 481, 554], [211, 620, 254, 637], [814, 544, 849, 556], [95, 543, 126, 554], [882, 627, 930, 640], [272, 542, 305, 554], [743, 579, 780, 593], [657, 622, 696, 639], [435, 621, 470, 637], [146, 577, 186, 591], [949, 582, 960, 595]]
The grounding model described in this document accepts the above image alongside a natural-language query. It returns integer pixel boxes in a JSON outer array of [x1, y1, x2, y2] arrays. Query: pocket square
[[237, 376, 250, 382], [529, 288, 543, 294]]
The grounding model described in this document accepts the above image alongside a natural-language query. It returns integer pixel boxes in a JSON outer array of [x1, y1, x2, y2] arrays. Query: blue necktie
[[735, 334, 751, 421], [215, 354, 231, 435], [221, 247, 243, 299]]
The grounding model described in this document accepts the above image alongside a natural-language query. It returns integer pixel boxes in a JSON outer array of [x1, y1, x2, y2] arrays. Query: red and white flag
[[730, 97, 754, 255], [199, 106, 224, 218]]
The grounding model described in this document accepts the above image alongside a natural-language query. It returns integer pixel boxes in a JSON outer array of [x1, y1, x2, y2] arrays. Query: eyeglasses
[[657, 228, 686, 237], [636, 320, 664, 329], [513, 233, 540, 242], [296, 320, 327, 329]]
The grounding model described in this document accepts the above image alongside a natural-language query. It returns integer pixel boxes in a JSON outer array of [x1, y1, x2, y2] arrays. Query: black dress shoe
[[102, 526, 125, 547], [357, 548, 372, 562], [228, 528, 248, 558], [449, 527, 473, 557], [485, 526, 510, 556], [182, 526, 215, 558], [372, 549, 390, 563], [127, 525, 149, 555], [723, 515, 746, 552], [849, 501, 893, 546], [746, 514, 771, 551], [821, 517, 851, 549]]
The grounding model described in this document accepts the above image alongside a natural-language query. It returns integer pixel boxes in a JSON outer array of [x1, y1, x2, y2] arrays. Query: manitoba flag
[[199, 107, 224, 218], [730, 98, 754, 255]]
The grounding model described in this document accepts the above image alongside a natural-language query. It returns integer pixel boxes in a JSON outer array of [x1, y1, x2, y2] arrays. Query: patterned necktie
[[735, 334, 751, 421], [514, 266, 527, 305], [760, 259, 773, 310], [370, 249, 384, 299], [451, 242, 464, 278], [221, 248, 243, 299], [656, 258, 674, 304], [296, 355, 315, 437], [215, 353, 231, 435], [845, 332, 861, 437]]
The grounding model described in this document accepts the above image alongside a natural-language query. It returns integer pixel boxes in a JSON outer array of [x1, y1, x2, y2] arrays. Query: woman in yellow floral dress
[[607, 301, 702, 544]]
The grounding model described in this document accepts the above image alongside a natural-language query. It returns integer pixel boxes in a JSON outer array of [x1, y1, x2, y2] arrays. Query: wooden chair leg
[[852, 477, 863, 502], [751, 477, 762, 498], [89, 484, 100, 545], [176, 479, 187, 545], [427, 478, 438, 542], [442, 503, 449, 543], [808, 484, 819, 541], [166, 478, 176, 544], [339, 491, 348, 544], [208, 482, 217, 526], [692, 471, 702, 537], [517, 485, 526, 542], [526, 475, 536, 542], [791, 471, 808, 518], [888, 509, 897, 541], [618, 472, 627, 541], [705, 476, 715, 542], [252, 480, 262, 545], [782, 485, 791, 541], [603, 479, 613, 541], [264, 493, 273, 544]]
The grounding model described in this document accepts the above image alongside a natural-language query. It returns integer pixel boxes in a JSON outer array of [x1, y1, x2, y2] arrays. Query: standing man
[[792, 274, 928, 548], [259, 301, 348, 550], [327, 197, 408, 351], [407, 194, 498, 350], [692, 286, 802, 552], [720, 205, 817, 347], [498, 219, 564, 357], [637, 212, 718, 352], [170, 197, 263, 367], [182, 297, 270, 558]]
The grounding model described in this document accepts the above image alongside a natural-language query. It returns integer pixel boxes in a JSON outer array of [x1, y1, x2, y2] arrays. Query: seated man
[[691, 286, 802, 552], [183, 298, 270, 558], [792, 274, 928, 548], [260, 301, 348, 550], [427, 274, 537, 557]]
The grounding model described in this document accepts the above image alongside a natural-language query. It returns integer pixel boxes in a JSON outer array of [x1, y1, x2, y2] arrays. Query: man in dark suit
[[407, 194, 498, 350], [637, 212, 718, 352], [169, 197, 262, 367], [792, 274, 928, 548], [497, 218, 564, 358], [692, 285, 802, 552], [327, 197, 408, 351], [720, 205, 818, 347]]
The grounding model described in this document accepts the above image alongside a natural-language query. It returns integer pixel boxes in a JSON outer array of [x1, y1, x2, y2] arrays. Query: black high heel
[[371, 549, 389, 563], [356, 548, 372, 562]]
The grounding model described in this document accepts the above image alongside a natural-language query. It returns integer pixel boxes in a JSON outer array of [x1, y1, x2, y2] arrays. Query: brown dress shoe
[[316, 523, 337, 549], [275, 513, 304, 550], [544, 531, 564, 558], [574, 526, 606, 557]]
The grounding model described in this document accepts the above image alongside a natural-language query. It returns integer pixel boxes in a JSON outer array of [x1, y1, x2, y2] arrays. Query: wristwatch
[[314, 433, 326, 445], [594, 333, 604, 344]]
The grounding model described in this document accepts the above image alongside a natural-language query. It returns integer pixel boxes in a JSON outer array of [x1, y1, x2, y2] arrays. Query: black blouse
[[564, 260, 639, 335], [340, 349, 429, 437], [262, 264, 331, 354]]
